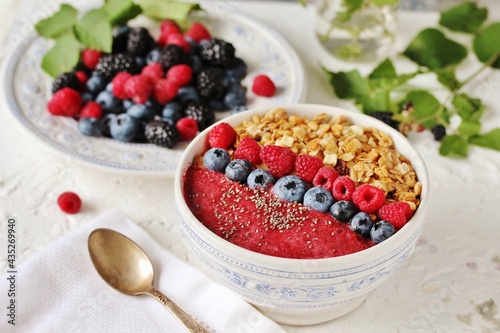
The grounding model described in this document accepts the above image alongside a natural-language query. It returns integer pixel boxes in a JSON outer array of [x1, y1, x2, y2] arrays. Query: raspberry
[[332, 176, 356, 201], [57, 192, 82, 214], [80, 102, 103, 119], [81, 49, 102, 70], [295, 154, 324, 183], [141, 62, 164, 81], [166, 64, 192, 87], [352, 184, 386, 213], [378, 202, 413, 229], [208, 122, 237, 149], [260, 145, 296, 179], [252, 74, 276, 97], [234, 138, 261, 166], [125, 75, 154, 104], [153, 79, 179, 104], [185, 22, 211, 42], [111, 72, 132, 99], [176, 117, 199, 141], [47, 88, 82, 117], [160, 20, 181, 34], [313, 166, 340, 192], [167, 33, 191, 53], [74, 71, 88, 88]]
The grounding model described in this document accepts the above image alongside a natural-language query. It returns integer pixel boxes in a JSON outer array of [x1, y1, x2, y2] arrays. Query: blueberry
[[370, 220, 395, 243], [144, 98, 162, 113], [303, 186, 334, 212], [106, 82, 113, 92], [135, 56, 146, 69], [162, 102, 183, 122], [110, 114, 141, 142], [123, 99, 134, 110], [189, 55, 203, 74], [86, 75, 106, 95], [127, 104, 156, 122], [225, 159, 252, 183], [224, 58, 247, 80], [208, 99, 226, 112], [247, 169, 275, 188], [81, 92, 94, 104], [78, 118, 102, 137], [96, 90, 121, 112], [146, 48, 161, 64], [273, 175, 308, 203], [224, 84, 246, 109], [231, 105, 248, 114], [203, 148, 230, 172], [330, 200, 358, 222], [222, 76, 239, 89], [350, 212, 374, 237], [177, 86, 200, 105], [100, 114, 116, 137]]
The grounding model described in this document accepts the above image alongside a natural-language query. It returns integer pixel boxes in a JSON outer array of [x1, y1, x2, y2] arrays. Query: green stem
[[456, 52, 498, 92]]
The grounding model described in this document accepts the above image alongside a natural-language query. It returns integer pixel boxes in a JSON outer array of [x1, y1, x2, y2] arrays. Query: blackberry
[[127, 27, 155, 56], [196, 68, 224, 99], [370, 111, 400, 130], [52, 72, 80, 94], [112, 26, 130, 54], [184, 102, 215, 130], [144, 119, 179, 148], [431, 124, 446, 141], [93, 53, 138, 80], [159, 44, 186, 70], [200, 38, 236, 68]]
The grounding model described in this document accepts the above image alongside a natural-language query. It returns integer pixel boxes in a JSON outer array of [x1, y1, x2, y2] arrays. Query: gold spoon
[[88, 228, 209, 333]]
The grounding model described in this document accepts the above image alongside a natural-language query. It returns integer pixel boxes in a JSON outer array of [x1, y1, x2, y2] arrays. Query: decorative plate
[[1, 7, 306, 177]]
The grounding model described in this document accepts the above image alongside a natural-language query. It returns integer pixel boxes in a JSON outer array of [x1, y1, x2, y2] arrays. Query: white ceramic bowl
[[174, 104, 429, 325]]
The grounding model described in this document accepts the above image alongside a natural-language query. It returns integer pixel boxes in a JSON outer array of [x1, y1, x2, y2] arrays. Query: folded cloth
[[0, 209, 285, 333]]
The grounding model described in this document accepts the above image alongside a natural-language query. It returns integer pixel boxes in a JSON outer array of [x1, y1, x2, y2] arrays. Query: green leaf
[[368, 0, 399, 6], [35, 4, 78, 39], [74, 9, 112, 52], [102, 0, 142, 25], [135, 0, 200, 21], [458, 120, 481, 137], [356, 92, 391, 114], [403, 28, 467, 70], [343, 0, 363, 11], [405, 90, 440, 128], [439, 2, 487, 34], [369, 58, 397, 79], [435, 68, 461, 91], [439, 135, 469, 157], [327, 69, 371, 99], [473, 23, 500, 69], [452, 93, 485, 122], [470, 128, 500, 151], [41, 32, 80, 77], [298, 0, 307, 6]]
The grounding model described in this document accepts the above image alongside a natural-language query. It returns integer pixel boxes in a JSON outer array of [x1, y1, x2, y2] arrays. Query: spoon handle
[[149, 287, 210, 333]]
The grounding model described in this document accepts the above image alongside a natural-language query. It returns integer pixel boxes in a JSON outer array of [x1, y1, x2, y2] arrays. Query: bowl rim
[[174, 104, 429, 269]]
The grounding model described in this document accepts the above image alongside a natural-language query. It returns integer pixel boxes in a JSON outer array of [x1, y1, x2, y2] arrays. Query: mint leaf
[[135, 0, 200, 21], [103, 0, 142, 26], [41, 33, 80, 77], [74, 9, 112, 52], [452, 93, 484, 122], [327, 69, 371, 99], [405, 90, 440, 128], [458, 120, 481, 137], [368, 0, 399, 6], [343, 0, 363, 11], [369, 58, 396, 79], [403, 28, 467, 70], [356, 92, 391, 114], [473, 23, 500, 69], [439, 134, 469, 157], [435, 68, 461, 91], [35, 4, 78, 39], [439, 2, 487, 34], [470, 128, 500, 151]]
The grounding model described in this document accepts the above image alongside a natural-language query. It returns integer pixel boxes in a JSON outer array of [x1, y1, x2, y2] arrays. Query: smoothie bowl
[[174, 104, 429, 325]]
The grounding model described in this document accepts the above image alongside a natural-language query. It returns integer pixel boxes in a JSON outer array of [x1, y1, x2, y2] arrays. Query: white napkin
[[0, 210, 286, 333]]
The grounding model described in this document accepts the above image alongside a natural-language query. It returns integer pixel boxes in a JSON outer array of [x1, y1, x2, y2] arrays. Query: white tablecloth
[[1, 1, 499, 332]]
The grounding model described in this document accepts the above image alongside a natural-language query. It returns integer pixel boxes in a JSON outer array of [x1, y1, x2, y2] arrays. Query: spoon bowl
[[88, 228, 209, 333]]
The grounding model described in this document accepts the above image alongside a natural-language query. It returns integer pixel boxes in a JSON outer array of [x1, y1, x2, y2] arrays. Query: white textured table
[[1, 1, 500, 332]]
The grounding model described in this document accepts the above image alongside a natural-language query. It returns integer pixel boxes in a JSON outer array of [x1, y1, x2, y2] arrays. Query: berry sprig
[[324, 2, 500, 158]]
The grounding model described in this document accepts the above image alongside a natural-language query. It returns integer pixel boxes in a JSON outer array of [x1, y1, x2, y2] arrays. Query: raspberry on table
[[352, 184, 386, 213], [378, 202, 413, 229], [80, 102, 103, 119], [57, 192, 82, 214], [125, 75, 154, 104], [81, 49, 102, 70], [208, 122, 237, 149], [160, 20, 181, 34], [47, 88, 82, 117], [141, 62, 164, 81], [166, 64, 192, 87], [166, 33, 191, 53], [111, 72, 133, 100], [313, 166, 340, 192], [234, 137, 261, 166], [52, 72, 81, 94], [176, 117, 199, 141], [185, 22, 211, 43], [295, 154, 324, 183], [260, 145, 296, 179], [332, 176, 356, 201], [252, 74, 276, 97], [145, 119, 180, 148], [153, 78, 179, 104]]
